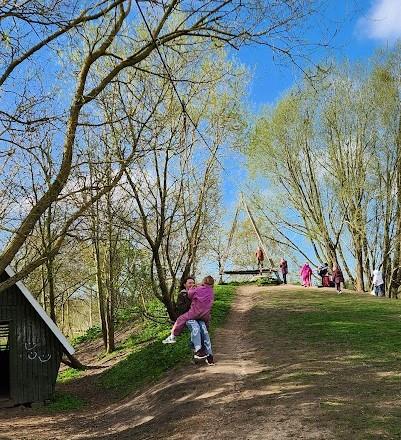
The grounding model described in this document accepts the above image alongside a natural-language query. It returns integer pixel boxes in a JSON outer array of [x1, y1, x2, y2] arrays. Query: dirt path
[[0, 285, 331, 440]]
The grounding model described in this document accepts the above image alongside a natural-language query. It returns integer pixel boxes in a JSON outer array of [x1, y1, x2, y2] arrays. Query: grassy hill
[[250, 286, 401, 439], [51, 284, 237, 411]]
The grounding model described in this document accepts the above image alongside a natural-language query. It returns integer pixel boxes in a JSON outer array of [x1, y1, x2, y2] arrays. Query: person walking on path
[[279, 258, 288, 284], [332, 264, 345, 294], [255, 246, 264, 275], [300, 263, 313, 287], [372, 269, 385, 297]]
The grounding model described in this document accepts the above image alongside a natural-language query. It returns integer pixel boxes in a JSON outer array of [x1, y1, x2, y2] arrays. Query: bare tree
[[246, 47, 401, 292], [0, 0, 326, 291], [114, 44, 246, 318]]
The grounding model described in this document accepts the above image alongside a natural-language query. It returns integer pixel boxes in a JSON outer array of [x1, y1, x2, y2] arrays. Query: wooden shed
[[0, 266, 75, 407]]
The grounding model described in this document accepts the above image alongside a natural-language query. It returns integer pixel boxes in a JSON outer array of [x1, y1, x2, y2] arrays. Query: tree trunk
[[40, 265, 47, 313], [393, 174, 401, 270], [354, 241, 365, 292], [105, 190, 115, 354], [105, 298, 115, 353], [154, 252, 176, 320], [382, 223, 392, 296], [389, 117, 401, 296], [94, 246, 107, 349], [363, 239, 371, 293], [66, 298, 70, 336], [89, 289, 93, 328], [46, 255, 57, 323]]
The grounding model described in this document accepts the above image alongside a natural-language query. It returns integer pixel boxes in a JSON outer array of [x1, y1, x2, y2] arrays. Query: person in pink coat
[[300, 263, 313, 287], [162, 275, 215, 343]]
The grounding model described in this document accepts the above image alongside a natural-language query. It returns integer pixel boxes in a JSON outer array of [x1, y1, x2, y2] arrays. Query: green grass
[[251, 287, 401, 439], [99, 285, 236, 396], [57, 368, 83, 383], [256, 277, 281, 286], [71, 325, 102, 346], [260, 289, 401, 362], [45, 392, 85, 412], [219, 277, 280, 287]]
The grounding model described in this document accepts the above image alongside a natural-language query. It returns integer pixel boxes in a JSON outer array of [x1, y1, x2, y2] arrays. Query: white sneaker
[[162, 334, 176, 344]]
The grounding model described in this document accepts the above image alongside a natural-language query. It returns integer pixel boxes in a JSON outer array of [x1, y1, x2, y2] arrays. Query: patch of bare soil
[[0, 285, 335, 440]]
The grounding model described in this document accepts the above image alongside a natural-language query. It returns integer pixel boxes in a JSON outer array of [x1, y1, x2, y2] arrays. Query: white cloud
[[357, 0, 401, 41]]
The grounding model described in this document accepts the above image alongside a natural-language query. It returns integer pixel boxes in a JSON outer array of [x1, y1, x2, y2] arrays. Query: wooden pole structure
[[219, 194, 279, 280], [219, 204, 240, 276], [241, 193, 275, 268]]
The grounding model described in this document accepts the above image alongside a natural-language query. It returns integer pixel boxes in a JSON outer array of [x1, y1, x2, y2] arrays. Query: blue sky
[[214, 0, 401, 274], [220, 0, 401, 207], [236, 0, 401, 108]]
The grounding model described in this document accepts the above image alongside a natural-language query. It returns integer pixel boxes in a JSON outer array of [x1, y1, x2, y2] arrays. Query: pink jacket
[[187, 284, 214, 321], [300, 264, 312, 279], [172, 284, 214, 336]]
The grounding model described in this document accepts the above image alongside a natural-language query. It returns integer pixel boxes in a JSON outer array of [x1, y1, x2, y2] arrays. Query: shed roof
[[4, 266, 75, 355]]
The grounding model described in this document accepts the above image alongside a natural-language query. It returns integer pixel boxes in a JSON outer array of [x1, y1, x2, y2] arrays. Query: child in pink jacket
[[162, 275, 214, 343]]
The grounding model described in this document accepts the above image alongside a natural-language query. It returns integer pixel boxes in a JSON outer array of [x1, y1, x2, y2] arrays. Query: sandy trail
[[0, 285, 331, 440]]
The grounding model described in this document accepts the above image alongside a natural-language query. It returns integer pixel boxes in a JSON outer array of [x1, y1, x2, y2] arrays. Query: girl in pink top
[[300, 263, 313, 287], [162, 276, 215, 343]]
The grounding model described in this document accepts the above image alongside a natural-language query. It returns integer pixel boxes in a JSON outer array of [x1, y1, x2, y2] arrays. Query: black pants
[[282, 273, 287, 284]]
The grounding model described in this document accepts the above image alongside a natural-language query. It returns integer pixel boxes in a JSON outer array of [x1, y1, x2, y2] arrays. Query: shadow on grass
[[49, 285, 237, 406], [100, 337, 192, 397], [6, 286, 401, 440], [98, 287, 401, 440], [100, 284, 236, 397], [246, 287, 401, 439]]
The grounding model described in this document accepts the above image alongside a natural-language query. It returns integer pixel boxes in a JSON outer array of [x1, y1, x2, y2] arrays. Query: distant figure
[[318, 262, 330, 287], [255, 246, 264, 275], [300, 263, 312, 287], [279, 258, 288, 284], [372, 269, 384, 297], [332, 264, 345, 294]]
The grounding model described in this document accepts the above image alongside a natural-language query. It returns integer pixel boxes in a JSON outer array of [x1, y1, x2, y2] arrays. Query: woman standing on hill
[[300, 263, 312, 287], [255, 246, 264, 275], [332, 264, 345, 294], [280, 258, 288, 284], [372, 269, 384, 297]]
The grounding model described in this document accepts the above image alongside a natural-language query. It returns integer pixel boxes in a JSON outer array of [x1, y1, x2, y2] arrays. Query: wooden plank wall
[[0, 272, 63, 404]]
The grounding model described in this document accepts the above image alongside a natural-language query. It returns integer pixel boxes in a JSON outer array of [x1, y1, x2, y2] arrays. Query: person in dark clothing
[[332, 264, 345, 294], [176, 278, 194, 316], [318, 263, 330, 287], [318, 263, 329, 277], [279, 258, 288, 284], [255, 246, 264, 275]]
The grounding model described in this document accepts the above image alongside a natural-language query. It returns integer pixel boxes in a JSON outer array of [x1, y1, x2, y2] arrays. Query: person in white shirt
[[372, 269, 384, 297]]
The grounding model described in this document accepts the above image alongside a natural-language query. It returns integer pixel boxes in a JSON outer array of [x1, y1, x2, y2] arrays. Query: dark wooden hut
[[0, 266, 75, 407]]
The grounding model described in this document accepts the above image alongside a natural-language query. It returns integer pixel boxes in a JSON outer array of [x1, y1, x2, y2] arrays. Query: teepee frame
[[219, 194, 277, 276]]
